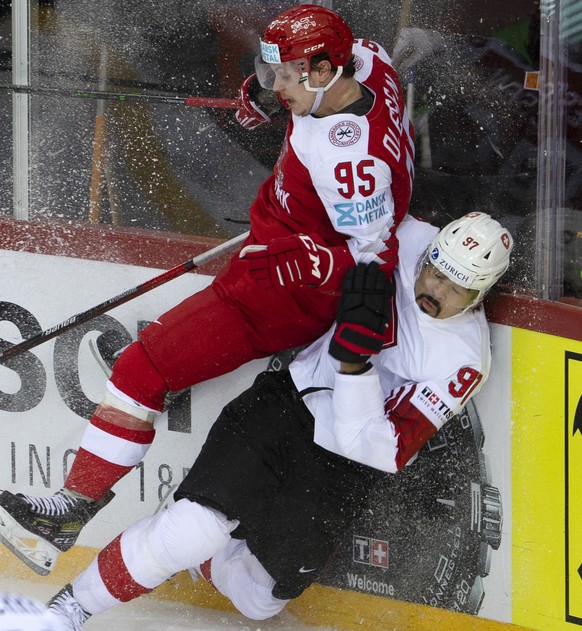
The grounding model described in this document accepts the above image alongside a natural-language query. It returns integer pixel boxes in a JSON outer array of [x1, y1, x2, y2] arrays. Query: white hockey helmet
[[428, 212, 513, 304], [0, 593, 63, 630]]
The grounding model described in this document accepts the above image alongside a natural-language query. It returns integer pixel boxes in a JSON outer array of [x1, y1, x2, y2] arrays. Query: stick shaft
[[0, 84, 238, 109], [0, 230, 249, 363], [393, 0, 414, 51]]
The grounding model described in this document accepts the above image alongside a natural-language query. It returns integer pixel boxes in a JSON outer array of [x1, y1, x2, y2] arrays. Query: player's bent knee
[[155, 500, 238, 570], [210, 539, 289, 620], [109, 341, 168, 411], [120, 500, 237, 588]]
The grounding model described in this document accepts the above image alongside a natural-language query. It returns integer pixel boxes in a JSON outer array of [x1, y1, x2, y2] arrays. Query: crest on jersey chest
[[329, 120, 362, 147]]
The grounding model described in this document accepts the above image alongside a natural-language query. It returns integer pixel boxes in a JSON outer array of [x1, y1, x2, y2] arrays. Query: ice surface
[[0, 578, 332, 631]]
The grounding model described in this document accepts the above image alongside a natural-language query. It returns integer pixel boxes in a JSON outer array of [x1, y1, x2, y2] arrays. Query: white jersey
[[289, 215, 491, 473]]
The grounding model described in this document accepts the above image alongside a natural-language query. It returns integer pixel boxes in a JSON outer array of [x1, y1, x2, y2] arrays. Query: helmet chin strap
[[309, 89, 325, 114], [301, 66, 344, 115]]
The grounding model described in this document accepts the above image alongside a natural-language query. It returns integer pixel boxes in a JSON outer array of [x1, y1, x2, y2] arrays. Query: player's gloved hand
[[329, 262, 395, 363], [240, 233, 337, 289], [235, 74, 285, 130]]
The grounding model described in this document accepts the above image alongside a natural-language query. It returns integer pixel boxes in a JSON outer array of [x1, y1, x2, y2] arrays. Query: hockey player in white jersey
[[41, 212, 512, 628]]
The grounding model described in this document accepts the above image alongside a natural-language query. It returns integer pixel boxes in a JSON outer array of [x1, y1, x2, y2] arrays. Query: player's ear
[[313, 59, 333, 87]]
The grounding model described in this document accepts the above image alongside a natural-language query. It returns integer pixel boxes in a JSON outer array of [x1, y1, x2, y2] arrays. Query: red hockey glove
[[329, 262, 395, 363], [235, 74, 285, 130], [240, 233, 350, 289]]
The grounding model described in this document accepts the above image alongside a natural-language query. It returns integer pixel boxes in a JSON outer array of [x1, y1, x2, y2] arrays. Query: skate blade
[[0, 504, 59, 576]]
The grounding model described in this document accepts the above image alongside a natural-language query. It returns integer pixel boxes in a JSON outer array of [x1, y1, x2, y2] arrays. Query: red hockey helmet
[[256, 4, 355, 98], [259, 4, 354, 68]]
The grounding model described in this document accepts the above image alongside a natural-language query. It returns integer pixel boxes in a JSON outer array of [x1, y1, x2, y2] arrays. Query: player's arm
[[331, 370, 484, 473], [327, 261, 485, 472], [325, 261, 401, 472]]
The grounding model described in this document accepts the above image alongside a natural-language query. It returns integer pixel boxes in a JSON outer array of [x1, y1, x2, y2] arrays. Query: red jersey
[[248, 39, 415, 271]]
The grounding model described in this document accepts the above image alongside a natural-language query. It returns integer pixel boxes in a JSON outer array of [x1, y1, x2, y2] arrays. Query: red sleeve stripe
[[385, 384, 438, 471], [384, 384, 410, 414], [461, 372, 483, 405]]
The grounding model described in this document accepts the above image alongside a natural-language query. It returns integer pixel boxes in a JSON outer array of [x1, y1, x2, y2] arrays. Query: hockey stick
[[392, 0, 413, 51], [0, 84, 237, 109], [0, 230, 249, 363], [88, 46, 109, 223]]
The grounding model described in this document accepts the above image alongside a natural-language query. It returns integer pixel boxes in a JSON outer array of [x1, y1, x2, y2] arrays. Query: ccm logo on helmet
[[304, 43, 326, 54], [430, 247, 471, 284]]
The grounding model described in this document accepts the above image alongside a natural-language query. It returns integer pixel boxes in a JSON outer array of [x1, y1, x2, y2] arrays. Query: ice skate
[[0, 489, 114, 575], [46, 584, 91, 631]]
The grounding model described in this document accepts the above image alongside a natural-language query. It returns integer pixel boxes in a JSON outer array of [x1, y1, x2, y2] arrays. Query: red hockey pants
[[109, 254, 340, 410]]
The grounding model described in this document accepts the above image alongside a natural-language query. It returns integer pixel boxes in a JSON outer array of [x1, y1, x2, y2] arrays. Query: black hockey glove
[[329, 262, 395, 364]]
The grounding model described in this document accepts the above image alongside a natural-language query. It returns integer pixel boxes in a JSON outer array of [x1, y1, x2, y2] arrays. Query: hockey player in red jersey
[[40, 213, 513, 629], [0, 4, 414, 576]]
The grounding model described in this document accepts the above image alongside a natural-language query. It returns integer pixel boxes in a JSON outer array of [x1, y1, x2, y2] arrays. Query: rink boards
[[1, 221, 581, 631]]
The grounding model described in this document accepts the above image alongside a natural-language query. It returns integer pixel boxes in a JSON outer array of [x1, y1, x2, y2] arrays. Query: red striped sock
[[65, 415, 155, 500]]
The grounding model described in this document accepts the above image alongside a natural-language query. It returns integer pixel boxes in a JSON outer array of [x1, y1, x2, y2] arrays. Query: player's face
[[414, 261, 478, 319], [270, 63, 318, 116]]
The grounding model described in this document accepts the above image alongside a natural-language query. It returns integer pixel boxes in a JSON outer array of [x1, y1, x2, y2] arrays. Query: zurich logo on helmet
[[430, 246, 439, 260]]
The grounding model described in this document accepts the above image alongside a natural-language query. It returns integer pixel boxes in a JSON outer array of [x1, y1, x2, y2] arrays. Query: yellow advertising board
[[566, 351, 582, 625], [512, 329, 582, 630]]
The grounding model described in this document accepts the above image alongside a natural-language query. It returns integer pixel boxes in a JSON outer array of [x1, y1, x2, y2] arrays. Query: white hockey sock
[[71, 556, 119, 615], [65, 388, 158, 499], [74, 500, 237, 614]]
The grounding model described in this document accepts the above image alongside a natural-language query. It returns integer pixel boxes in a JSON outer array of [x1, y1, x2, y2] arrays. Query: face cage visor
[[255, 39, 344, 94], [255, 55, 311, 91]]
